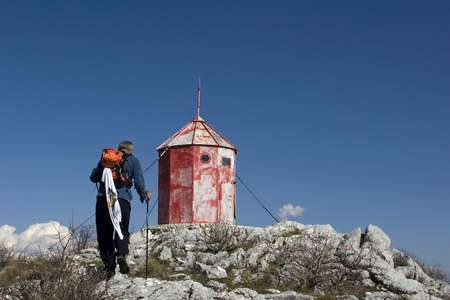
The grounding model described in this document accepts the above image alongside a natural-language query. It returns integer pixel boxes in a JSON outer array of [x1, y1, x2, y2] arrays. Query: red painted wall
[[158, 147, 194, 224], [192, 146, 219, 223], [158, 145, 236, 224]]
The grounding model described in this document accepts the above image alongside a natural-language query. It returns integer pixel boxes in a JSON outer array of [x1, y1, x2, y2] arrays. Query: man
[[90, 141, 151, 279]]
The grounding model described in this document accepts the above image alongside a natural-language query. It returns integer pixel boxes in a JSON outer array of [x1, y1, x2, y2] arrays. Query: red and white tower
[[157, 83, 237, 224]]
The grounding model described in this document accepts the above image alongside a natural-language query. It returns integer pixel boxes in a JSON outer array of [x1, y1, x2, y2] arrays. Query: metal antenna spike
[[197, 78, 201, 117]]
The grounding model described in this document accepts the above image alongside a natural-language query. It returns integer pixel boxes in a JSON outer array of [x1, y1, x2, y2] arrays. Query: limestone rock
[[158, 246, 172, 261], [194, 262, 228, 279], [370, 259, 424, 294], [362, 225, 393, 265]]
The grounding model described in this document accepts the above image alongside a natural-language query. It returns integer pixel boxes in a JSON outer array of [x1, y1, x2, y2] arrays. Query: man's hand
[[141, 191, 152, 203]]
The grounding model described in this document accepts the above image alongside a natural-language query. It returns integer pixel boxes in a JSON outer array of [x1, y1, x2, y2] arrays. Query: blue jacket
[[90, 154, 147, 202]]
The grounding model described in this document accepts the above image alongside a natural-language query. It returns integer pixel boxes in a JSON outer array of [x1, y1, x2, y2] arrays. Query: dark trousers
[[95, 196, 131, 272]]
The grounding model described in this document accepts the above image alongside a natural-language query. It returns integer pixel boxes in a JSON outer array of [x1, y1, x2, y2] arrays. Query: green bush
[[0, 251, 107, 300]]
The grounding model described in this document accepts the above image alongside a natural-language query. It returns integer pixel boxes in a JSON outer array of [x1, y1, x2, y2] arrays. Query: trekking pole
[[145, 198, 149, 280]]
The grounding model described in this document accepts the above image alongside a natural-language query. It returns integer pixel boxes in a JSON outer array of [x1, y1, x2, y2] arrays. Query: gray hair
[[118, 141, 134, 152]]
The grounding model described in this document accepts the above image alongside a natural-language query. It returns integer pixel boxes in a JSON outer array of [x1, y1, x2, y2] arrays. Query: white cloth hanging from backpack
[[101, 168, 124, 240]]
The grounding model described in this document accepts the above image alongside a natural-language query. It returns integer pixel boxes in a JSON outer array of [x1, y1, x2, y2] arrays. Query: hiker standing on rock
[[90, 141, 151, 279]]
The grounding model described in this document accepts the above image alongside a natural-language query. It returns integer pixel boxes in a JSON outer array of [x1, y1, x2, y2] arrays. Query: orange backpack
[[101, 148, 131, 188]]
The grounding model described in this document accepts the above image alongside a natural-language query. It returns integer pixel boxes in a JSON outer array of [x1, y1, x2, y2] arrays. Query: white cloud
[[277, 204, 306, 221], [0, 221, 71, 255]]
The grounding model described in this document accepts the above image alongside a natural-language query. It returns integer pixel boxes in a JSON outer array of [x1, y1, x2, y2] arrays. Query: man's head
[[118, 141, 134, 154]]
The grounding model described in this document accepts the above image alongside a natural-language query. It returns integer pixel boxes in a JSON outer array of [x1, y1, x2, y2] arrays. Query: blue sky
[[1, 1, 449, 273]]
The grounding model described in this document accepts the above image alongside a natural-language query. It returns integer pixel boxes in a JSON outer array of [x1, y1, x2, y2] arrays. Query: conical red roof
[[157, 116, 236, 151]]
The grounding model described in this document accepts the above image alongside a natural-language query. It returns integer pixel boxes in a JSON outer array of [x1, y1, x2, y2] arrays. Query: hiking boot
[[117, 254, 130, 274], [106, 270, 115, 281]]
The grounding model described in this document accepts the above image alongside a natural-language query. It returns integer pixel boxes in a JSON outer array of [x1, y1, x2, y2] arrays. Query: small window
[[222, 157, 231, 166], [201, 153, 210, 163]]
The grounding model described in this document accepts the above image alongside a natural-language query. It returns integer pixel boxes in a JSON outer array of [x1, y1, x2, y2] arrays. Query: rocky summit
[[51, 222, 450, 299]]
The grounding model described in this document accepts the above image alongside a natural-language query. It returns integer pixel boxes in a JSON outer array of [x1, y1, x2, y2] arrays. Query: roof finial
[[197, 77, 201, 117]]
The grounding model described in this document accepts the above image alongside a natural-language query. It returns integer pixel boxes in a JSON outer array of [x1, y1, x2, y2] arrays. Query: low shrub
[[0, 251, 106, 300], [199, 224, 255, 253], [0, 243, 13, 270]]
